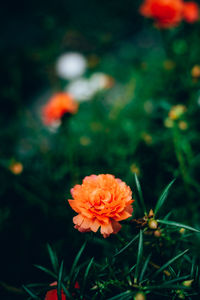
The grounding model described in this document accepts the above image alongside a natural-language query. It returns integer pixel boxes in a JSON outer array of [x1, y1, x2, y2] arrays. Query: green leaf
[[22, 285, 40, 299], [81, 257, 94, 297], [160, 275, 190, 286], [154, 179, 175, 216], [152, 249, 189, 278], [26, 283, 47, 288], [190, 257, 196, 277], [168, 265, 176, 277], [144, 284, 190, 290], [107, 290, 133, 300], [57, 261, 64, 300], [114, 233, 139, 257], [34, 265, 57, 279], [69, 242, 86, 284], [134, 230, 143, 283], [61, 283, 71, 298], [47, 244, 59, 273], [139, 253, 152, 283], [163, 211, 172, 221], [134, 174, 147, 214], [157, 220, 200, 233], [124, 264, 136, 276]]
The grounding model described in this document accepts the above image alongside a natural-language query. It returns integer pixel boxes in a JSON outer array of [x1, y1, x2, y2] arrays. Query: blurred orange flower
[[9, 162, 23, 175], [191, 65, 200, 78], [168, 104, 187, 120], [139, 0, 184, 28], [42, 93, 78, 125], [68, 174, 134, 238], [183, 2, 199, 23]]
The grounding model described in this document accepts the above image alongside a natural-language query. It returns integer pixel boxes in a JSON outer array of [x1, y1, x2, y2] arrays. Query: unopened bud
[[176, 290, 185, 299], [183, 279, 193, 287], [148, 219, 158, 230], [154, 230, 161, 237], [148, 209, 154, 218], [179, 228, 186, 234], [134, 292, 146, 300]]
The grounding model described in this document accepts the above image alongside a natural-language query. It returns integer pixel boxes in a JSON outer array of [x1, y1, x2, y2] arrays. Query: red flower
[[183, 2, 199, 23], [45, 282, 66, 300], [45, 281, 80, 300], [140, 0, 184, 28], [42, 92, 78, 126]]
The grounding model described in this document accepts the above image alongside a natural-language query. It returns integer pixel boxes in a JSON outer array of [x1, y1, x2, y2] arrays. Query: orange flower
[[68, 174, 134, 238], [42, 93, 78, 125], [183, 2, 199, 23], [139, 0, 184, 28]]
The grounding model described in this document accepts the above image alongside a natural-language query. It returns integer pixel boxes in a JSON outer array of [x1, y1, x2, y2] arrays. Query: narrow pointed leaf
[[190, 257, 196, 277], [114, 233, 139, 257], [152, 249, 189, 278], [139, 253, 152, 282], [47, 244, 59, 273], [124, 264, 136, 276], [163, 211, 172, 221], [22, 285, 39, 299], [144, 284, 190, 290], [81, 257, 94, 297], [69, 242, 86, 283], [135, 230, 143, 283], [160, 275, 190, 286], [168, 266, 176, 277], [134, 174, 147, 214], [61, 284, 71, 298], [26, 283, 48, 288], [34, 265, 57, 279], [157, 220, 200, 233], [57, 261, 64, 300], [107, 290, 133, 300], [154, 179, 175, 216]]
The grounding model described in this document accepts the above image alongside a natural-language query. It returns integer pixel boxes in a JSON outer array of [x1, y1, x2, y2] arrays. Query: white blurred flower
[[89, 72, 113, 91], [66, 78, 95, 102], [56, 52, 87, 80], [66, 72, 114, 102]]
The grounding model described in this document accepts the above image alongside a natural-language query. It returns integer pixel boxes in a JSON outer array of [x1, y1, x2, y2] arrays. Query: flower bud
[[148, 209, 154, 218], [182, 279, 193, 287], [148, 219, 158, 229], [164, 117, 174, 128], [179, 228, 186, 234], [134, 292, 146, 300], [178, 121, 188, 130], [169, 105, 187, 121], [154, 230, 161, 237]]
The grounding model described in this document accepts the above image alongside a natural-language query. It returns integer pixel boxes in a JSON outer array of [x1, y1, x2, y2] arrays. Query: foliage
[[1, 0, 200, 299]]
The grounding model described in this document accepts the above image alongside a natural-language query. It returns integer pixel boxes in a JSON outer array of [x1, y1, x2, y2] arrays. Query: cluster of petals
[[139, 0, 199, 28], [68, 174, 134, 238], [42, 92, 78, 126]]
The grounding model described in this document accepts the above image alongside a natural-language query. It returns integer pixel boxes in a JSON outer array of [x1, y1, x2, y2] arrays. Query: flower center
[[90, 189, 112, 207]]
